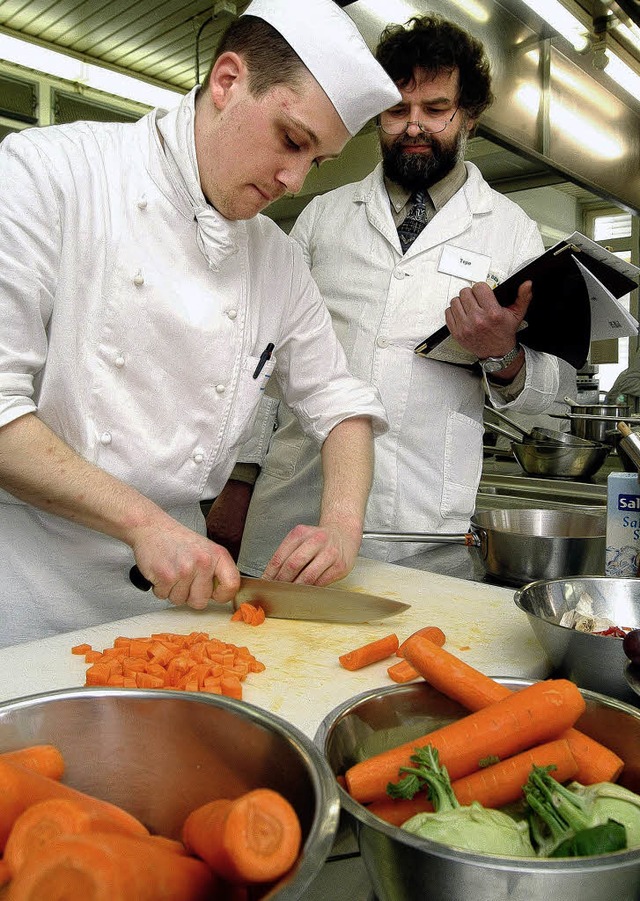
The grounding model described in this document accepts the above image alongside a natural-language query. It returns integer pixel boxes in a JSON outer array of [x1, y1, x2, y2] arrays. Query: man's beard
[[381, 128, 467, 192]]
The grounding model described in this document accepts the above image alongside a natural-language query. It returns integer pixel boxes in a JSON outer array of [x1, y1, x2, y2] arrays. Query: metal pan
[[363, 508, 606, 586], [483, 405, 598, 448], [510, 441, 610, 479]]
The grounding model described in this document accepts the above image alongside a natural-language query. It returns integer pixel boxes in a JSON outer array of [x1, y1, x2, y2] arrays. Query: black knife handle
[[129, 565, 153, 592]]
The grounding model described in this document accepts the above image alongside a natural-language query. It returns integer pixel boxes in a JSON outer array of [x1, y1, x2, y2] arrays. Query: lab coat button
[[114, 355, 125, 368], [100, 432, 112, 445], [193, 452, 204, 464], [215, 384, 226, 394], [137, 196, 147, 210], [376, 336, 389, 348], [393, 269, 406, 280], [226, 309, 237, 320], [133, 270, 144, 286]]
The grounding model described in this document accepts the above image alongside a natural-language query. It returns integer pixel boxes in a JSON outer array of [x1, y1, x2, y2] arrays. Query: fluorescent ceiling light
[[520, 0, 590, 50], [358, 0, 416, 23], [0, 32, 184, 109], [604, 48, 640, 97]]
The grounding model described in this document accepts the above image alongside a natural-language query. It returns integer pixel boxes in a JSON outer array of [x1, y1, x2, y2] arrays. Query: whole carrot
[[368, 795, 433, 826], [0, 760, 148, 851], [182, 789, 301, 884], [451, 738, 578, 808], [6, 831, 216, 901], [0, 746, 64, 782], [397, 626, 446, 658], [402, 634, 624, 784], [345, 679, 585, 804], [339, 634, 399, 671]]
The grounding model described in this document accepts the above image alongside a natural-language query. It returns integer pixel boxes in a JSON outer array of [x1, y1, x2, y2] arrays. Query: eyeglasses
[[377, 107, 459, 136]]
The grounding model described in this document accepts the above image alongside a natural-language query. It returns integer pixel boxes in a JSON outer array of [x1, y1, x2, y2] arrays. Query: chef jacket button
[[226, 309, 237, 320], [393, 268, 406, 279], [215, 384, 226, 394], [193, 452, 204, 464], [100, 432, 112, 445], [376, 336, 389, 348], [137, 196, 147, 210], [133, 270, 144, 286], [114, 355, 125, 368]]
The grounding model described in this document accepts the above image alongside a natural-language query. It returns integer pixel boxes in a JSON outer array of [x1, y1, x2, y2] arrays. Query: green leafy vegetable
[[550, 822, 627, 858], [389, 746, 535, 857], [524, 766, 640, 857]]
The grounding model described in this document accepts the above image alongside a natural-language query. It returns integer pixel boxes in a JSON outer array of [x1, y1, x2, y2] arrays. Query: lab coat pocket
[[440, 411, 484, 519]]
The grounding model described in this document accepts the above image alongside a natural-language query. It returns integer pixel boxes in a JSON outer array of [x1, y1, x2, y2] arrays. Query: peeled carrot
[[0, 858, 10, 888], [339, 634, 399, 671], [387, 659, 420, 683], [0, 760, 148, 851], [451, 738, 578, 808], [368, 795, 433, 826], [1, 746, 64, 782], [345, 679, 585, 804], [397, 626, 446, 658], [402, 634, 624, 784], [5, 797, 156, 877], [182, 788, 302, 884], [5, 831, 216, 901]]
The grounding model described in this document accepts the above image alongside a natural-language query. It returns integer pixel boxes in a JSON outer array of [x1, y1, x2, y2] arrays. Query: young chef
[[209, 14, 563, 573], [0, 0, 400, 647]]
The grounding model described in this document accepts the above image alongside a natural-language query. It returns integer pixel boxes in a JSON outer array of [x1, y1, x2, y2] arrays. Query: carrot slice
[[0, 746, 64, 782], [339, 634, 399, 671], [345, 679, 586, 804], [6, 831, 216, 901], [387, 659, 420, 684], [182, 789, 301, 884], [402, 634, 624, 785]]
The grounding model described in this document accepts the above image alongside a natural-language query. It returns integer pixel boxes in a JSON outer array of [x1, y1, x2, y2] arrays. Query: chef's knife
[[129, 565, 410, 623]]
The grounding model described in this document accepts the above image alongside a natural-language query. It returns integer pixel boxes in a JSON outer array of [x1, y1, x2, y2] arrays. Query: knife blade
[[129, 565, 409, 623]]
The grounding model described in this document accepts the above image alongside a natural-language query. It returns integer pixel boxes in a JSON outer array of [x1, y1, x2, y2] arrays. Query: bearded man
[[208, 14, 563, 573]]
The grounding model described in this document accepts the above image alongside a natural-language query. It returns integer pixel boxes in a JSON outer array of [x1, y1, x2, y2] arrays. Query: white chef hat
[[241, 0, 400, 136]]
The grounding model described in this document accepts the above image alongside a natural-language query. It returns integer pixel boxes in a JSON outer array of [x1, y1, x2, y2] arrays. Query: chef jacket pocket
[[226, 354, 277, 452], [440, 411, 484, 519]]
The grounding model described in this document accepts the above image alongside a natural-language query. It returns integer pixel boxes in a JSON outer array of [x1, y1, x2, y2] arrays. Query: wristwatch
[[479, 345, 521, 374]]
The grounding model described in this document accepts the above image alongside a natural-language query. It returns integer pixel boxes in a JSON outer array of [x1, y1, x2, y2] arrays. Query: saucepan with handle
[[363, 508, 606, 586], [483, 404, 600, 448]]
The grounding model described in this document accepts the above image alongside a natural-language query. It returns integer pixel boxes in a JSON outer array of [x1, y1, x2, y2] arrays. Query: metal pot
[[511, 441, 610, 479], [363, 508, 606, 586], [315, 678, 640, 901]]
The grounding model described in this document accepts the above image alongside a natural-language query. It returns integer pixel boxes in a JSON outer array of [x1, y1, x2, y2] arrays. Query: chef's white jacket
[[0, 114, 387, 646], [238, 162, 560, 571]]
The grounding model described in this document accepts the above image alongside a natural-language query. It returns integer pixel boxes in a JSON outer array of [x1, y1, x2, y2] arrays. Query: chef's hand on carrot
[[445, 279, 532, 372], [261, 521, 361, 586], [130, 523, 240, 609]]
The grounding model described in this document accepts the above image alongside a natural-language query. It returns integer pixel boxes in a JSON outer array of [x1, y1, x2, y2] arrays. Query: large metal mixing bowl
[[315, 679, 640, 901], [511, 441, 610, 479], [514, 577, 640, 703], [0, 688, 340, 899]]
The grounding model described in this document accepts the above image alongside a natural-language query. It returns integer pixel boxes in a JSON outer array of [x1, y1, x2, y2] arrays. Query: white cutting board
[[0, 557, 550, 739]]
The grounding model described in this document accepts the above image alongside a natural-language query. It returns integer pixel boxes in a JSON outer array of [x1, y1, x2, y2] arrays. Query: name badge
[[438, 244, 491, 283]]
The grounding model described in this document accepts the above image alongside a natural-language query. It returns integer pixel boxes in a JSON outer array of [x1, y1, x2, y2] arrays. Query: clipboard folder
[[414, 232, 639, 371]]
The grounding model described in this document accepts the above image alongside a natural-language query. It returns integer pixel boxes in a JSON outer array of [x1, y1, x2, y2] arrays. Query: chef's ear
[[207, 51, 247, 111]]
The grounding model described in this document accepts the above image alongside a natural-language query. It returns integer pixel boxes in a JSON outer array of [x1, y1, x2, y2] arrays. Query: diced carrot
[[220, 675, 243, 700], [71, 644, 92, 656], [339, 634, 399, 671]]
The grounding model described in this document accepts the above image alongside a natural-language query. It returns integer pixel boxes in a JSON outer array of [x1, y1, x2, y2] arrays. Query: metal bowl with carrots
[[0, 687, 340, 899], [315, 673, 640, 901]]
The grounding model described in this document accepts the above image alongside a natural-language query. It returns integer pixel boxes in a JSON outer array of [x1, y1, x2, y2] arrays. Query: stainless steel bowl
[[511, 441, 610, 479], [514, 577, 640, 703], [315, 679, 640, 901], [0, 688, 340, 899]]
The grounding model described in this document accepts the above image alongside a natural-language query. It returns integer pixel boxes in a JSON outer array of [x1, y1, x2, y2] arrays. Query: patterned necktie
[[397, 191, 429, 253]]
